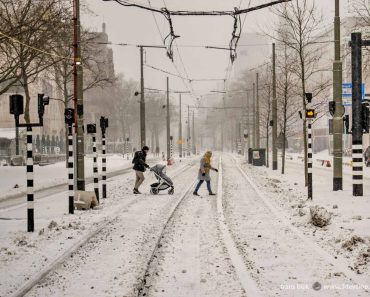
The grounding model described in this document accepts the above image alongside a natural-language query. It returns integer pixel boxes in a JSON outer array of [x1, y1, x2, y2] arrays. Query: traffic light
[[64, 108, 75, 125], [343, 115, 350, 134], [305, 93, 313, 103], [329, 101, 335, 117], [9, 95, 24, 116], [87, 124, 96, 134], [306, 109, 315, 119], [362, 103, 369, 133], [38, 94, 49, 117]]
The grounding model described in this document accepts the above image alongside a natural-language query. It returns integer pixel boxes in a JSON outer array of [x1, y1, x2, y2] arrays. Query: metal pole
[[26, 126, 34, 232], [102, 133, 107, 199], [187, 105, 190, 156], [140, 46, 146, 147], [179, 94, 182, 158], [256, 73, 260, 148], [74, 0, 85, 190], [351, 32, 363, 196], [192, 110, 196, 154], [253, 83, 256, 148], [68, 125, 74, 214], [15, 126, 19, 155], [170, 136, 173, 159], [92, 134, 99, 202], [307, 119, 313, 199], [333, 0, 344, 191], [166, 77, 170, 161], [272, 43, 278, 170]]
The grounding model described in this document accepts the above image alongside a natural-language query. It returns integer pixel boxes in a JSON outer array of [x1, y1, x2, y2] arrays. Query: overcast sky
[[82, 0, 350, 101]]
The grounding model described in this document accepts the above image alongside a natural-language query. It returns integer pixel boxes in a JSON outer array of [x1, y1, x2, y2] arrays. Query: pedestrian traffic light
[[362, 103, 369, 133], [9, 95, 24, 116], [64, 108, 75, 125], [87, 124, 96, 134], [306, 109, 315, 119]]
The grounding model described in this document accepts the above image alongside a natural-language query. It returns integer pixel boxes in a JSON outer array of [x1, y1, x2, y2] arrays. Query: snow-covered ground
[[0, 152, 369, 297], [0, 154, 140, 202]]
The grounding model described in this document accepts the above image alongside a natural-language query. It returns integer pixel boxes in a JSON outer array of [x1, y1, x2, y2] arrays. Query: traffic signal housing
[[38, 94, 50, 117], [87, 124, 96, 134], [64, 108, 75, 125], [306, 109, 315, 119], [9, 95, 24, 116]]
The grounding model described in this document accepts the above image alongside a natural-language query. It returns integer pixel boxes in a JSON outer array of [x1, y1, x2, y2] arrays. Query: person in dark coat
[[132, 146, 150, 194], [193, 151, 218, 196]]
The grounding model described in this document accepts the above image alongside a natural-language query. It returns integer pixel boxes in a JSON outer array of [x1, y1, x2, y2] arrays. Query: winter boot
[[133, 188, 141, 194], [193, 191, 200, 196], [209, 192, 216, 196]]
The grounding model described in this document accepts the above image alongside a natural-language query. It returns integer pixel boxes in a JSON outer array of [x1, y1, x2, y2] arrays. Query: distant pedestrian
[[162, 152, 165, 161], [193, 151, 218, 196], [132, 146, 150, 194]]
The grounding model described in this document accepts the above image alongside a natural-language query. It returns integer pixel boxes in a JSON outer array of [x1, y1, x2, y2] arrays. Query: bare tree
[[271, 0, 330, 184], [276, 43, 300, 174], [0, 0, 70, 123]]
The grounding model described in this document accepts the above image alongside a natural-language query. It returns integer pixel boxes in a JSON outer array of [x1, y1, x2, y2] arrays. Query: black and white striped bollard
[[102, 134, 107, 199], [92, 135, 99, 202], [352, 142, 363, 196], [307, 119, 313, 200], [26, 126, 34, 232], [68, 125, 74, 214]]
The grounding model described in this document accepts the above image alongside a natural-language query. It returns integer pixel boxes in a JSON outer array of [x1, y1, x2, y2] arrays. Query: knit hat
[[142, 146, 149, 151]]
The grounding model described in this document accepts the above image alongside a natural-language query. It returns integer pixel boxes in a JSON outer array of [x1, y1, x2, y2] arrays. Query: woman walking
[[193, 151, 218, 196]]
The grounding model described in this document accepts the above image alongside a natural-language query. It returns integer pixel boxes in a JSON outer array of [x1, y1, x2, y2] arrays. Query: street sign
[[342, 83, 365, 106]]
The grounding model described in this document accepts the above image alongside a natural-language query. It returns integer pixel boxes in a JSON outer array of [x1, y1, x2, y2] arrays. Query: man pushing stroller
[[132, 146, 150, 194]]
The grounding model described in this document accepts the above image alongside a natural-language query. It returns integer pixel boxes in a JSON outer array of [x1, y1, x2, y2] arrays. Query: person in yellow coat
[[193, 151, 218, 196]]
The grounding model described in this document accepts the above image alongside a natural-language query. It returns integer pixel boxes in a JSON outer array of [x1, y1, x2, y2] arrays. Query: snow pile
[[309, 205, 331, 227]]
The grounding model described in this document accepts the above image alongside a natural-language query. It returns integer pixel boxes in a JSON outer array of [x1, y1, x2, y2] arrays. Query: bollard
[[92, 134, 99, 202], [68, 125, 74, 214], [307, 119, 313, 200], [26, 127, 34, 232], [102, 135, 107, 199]]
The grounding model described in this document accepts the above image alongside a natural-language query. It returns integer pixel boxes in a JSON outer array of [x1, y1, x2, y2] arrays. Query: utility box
[[251, 148, 266, 166]]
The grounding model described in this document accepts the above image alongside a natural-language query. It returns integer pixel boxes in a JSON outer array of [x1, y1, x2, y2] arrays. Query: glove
[[202, 173, 206, 177], [214, 168, 219, 172], [144, 164, 150, 168]]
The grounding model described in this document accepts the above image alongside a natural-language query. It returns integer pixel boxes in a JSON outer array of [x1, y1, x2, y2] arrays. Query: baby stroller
[[149, 164, 174, 195]]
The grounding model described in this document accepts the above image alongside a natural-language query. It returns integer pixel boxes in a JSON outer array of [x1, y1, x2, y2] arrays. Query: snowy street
[[1, 153, 369, 297]]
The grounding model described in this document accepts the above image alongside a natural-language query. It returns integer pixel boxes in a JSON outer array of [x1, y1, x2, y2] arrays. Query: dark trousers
[[194, 180, 212, 193]]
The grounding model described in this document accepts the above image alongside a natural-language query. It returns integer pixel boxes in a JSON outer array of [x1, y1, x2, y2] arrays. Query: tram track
[[224, 154, 369, 296], [7, 160, 197, 297]]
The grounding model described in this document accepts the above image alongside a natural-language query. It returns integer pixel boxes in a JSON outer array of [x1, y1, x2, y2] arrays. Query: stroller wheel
[[150, 188, 159, 195], [168, 188, 174, 195]]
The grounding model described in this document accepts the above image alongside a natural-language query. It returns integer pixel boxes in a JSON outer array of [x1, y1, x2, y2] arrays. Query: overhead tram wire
[[146, 0, 195, 99], [104, 0, 292, 65]]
